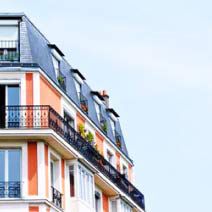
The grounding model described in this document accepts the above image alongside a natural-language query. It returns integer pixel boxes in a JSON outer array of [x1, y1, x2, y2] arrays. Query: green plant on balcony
[[57, 75, 65, 85], [101, 122, 108, 133], [86, 131, 94, 144], [78, 123, 86, 138]]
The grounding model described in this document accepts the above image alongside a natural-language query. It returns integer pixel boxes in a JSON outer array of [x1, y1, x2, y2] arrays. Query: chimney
[[101, 90, 109, 108]]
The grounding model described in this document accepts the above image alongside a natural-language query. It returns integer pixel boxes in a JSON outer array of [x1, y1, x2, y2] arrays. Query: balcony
[[79, 93, 88, 114], [0, 181, 21, 198], [0, 105, 145, 210], [52, 186, 62, 208], [0, 40, 19, 62]]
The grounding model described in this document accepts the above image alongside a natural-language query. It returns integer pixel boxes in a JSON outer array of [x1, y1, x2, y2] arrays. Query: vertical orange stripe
[[28, 142, 38, 195], [61, 159, 65, 208], [46, 207, 50, 212], [29, 206, 39, 212], [26, 73, 33, 105], [40, 75, 61, 113], [45, 144, 49, 198], [95, 132, 104, 155], [128, 164, 133, 182], [116, 152, 121, 172], [102, 193, 109, 212]]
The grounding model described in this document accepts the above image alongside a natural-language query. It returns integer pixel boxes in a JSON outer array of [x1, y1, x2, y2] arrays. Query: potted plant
[[78, 123, 86, 138], [101, 122, 108, 133], [86, 131, 94, 144], [57, 75, 65, 85]]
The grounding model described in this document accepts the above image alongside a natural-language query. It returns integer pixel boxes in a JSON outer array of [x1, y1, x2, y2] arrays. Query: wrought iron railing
[[79, 93, 88, 114], [57, 71, 66, 91], [52, 186, 62, 208], [0, 105, 145, 210], [0, 181, 21, 198], [0, 40, 19, 61]]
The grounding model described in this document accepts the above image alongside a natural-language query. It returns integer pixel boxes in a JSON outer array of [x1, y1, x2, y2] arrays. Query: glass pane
[[69, 165, 75, 197], [0, 150, 5, 181], [8, 86, 19, 105], [8, 149, 21, 182], [7, 86, 20, 127]]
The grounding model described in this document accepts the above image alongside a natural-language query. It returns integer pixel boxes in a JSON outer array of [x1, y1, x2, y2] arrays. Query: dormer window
[[52, 55, 60, 78], [110, 118, 116, 136], [49, 44, 66, 91], [94, 101, 101, 122], [0, 20, 19, 61], [72, 69, 88, 114], [91, 91, 104, 123]]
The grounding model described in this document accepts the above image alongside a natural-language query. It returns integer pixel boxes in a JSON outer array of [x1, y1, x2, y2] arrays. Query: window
[[110, 199, 117, 212], [106, 150, 114, 165], [50, 157, 59, 189], [64, 111, 75, 128], [122, 165, 128, 179], [94, 101, 101, 122], [69, 165, 75, 197], [0, 22, 19, 61], [50, 160, 56, 187], [52, 55, 60, 78], [120, 200, 132, 212], [0, 85, 20, 128], [74, 79, 82, 99], [95, 191, 101, 212], [110, 118, 116, 136], [0, 149, 21, 198], [78, 164, 94, 206]]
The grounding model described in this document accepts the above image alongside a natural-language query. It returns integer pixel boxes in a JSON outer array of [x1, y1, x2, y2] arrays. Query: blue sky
[[1, 1, 212, 212]]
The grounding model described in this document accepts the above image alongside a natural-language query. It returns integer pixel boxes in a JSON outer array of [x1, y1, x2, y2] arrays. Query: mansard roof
[[0, 13, 131, 160]]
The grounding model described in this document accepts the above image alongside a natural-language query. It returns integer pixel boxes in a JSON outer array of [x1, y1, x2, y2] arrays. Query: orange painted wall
[[28, 142, 38, 195], [95, 131, 104, 155], [76, 112, 85, 128], [29, 206, 39, 212], [26, 73, 33, 105], [116, 152, 121, 172], [45, 144, 49, 198], [102, 193, 109, 212], [61, 159, 65, 208], [40, 75, 61, 114], [128, 164, 133, 182]]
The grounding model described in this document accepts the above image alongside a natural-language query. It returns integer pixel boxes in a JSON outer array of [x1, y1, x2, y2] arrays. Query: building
[[0, 13, 145, 212]]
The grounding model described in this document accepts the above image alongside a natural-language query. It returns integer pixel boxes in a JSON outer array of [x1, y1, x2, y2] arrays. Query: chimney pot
[[101, 90, 109, 107]]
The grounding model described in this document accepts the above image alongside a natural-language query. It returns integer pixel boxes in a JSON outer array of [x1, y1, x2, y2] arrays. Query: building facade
[[0, 13, 145, 212]]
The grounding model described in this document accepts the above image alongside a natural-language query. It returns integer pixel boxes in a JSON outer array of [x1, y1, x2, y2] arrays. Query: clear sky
[[1, 1, 211, 212]]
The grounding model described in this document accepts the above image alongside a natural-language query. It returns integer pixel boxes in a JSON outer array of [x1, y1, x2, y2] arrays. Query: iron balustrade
[[51, 186, 62, 208], [0, 40, 19, 61], [0, 181, 21, 198], [0, 105, 145, 210], [79, 93, 88, 114]]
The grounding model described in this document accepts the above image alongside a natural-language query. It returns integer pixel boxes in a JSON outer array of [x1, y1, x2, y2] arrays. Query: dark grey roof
[[0, 13, 132, 161]]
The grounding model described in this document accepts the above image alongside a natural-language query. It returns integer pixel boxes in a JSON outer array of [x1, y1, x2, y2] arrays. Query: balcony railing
[[0, 105, 145, 210], [52, 186, 62, 208], [0, 40, 19, 61], [79, 93, 88, 114], [0, 181, 21, 198]]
